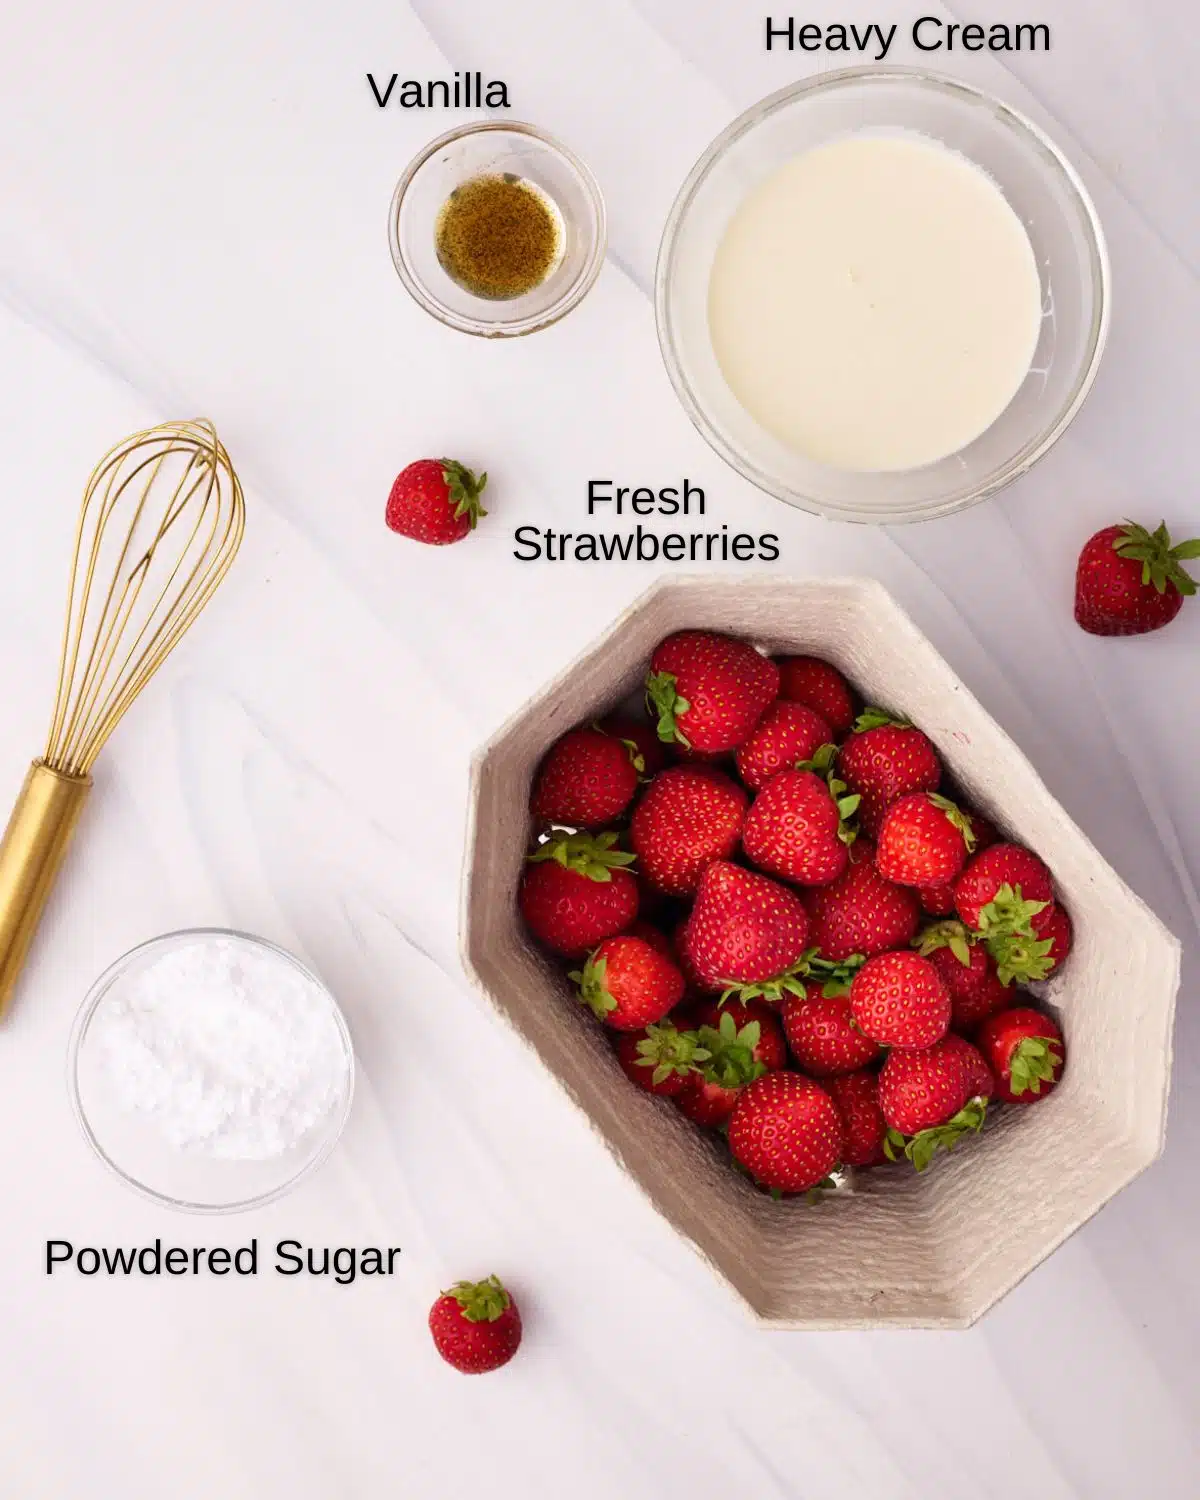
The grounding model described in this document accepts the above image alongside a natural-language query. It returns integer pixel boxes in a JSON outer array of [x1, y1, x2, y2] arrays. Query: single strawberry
[[630, 766, 747, 896], [825, 1070, 887, 1167], [677, 1008, 767, 1125], [734, 700, 832, 792], [879, 1040, 987, 1172], [837, 711, 942, 840], [428, 1276, 521, 1373], [849, 950, 950, 1049], [963, 810, 1000, 853], [684, 861, 811, 990], [1033, 902, 1073, 970], [691, 998, 787, 1072], [677, 1076, 741, 1126], [775, 656, 856, 736], [386, 458, 487, 545], [782, 987, 881, 1076], [570, 935, 685, 1031], [741, 760, 856, 886], [519, 832, 638, 957], [598, 714, 668, 779], [954, 844, 1053, 935], [976, 1007, 1065, 1103], [728, 1072, 845, 1193], [625, 920, 675, 957], [917, 882, 957, 917], [645, 632, 778, 754], [914, 922, 1009, 1029], [876, 792, 975, 887], [615, 1022, 710, 1097], [802, 841, 922, 961], [1074, 520, 1200, 636], [941, 1033, 996, 1101], [987, 901, 1073, 985], [530, 726, 640, 828]]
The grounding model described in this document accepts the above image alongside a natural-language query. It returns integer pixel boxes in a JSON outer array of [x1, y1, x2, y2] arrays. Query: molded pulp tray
[[461, 577, 1179, 1328]]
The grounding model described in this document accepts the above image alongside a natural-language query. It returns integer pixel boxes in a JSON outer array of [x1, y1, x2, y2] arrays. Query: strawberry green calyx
[[696, 1011, 767, 1090], [929, 794, 977, 854], [797, 743, 860, 846], [634, 1023, 711, 1086], [852, 707, 912, 733], [528, 830, 636, 883], [914, 920, 977, 967], [884, 1098, 988, 1173], [568, 953, 618, 1019], [973, 882, 1049, 941], [988, 930, 1056, 986], [446, 1275, 511, 1323], [1113, 520, 1200, 596], [645, 670, 692, 748], [1007, 1036, 1064, 1096], [805, 951, 867, 998], [440, 459, 488, 529], [719, 949, 864, 1005]]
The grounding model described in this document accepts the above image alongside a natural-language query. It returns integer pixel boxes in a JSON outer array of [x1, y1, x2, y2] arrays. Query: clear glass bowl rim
[[654, 65, 1112, 524], [67, 927, 356, 1215], [388, 119, 608, 338]]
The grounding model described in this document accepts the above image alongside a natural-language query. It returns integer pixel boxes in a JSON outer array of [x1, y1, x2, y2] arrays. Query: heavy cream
[[707, 134, 1043, 472]]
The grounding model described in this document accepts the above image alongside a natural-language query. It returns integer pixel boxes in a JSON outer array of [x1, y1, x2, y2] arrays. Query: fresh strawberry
[[683, 862, 811, 990], [386, 458, 487, 545], [629, 766, 747, 896], [615, 1022, 709, 1097], [775, 656, 856, 736], [570, 935, 684, 1031], [734, 701, 832, 792], [987, 901, 1073, 985], [519, 832, 638, 957], [728, 1073, 845, 1193], [825, 1071, 887, 1167], [782, 988, 881, 1076], [954, 844, 1053, 934], [876, 792, 975, 887], [741, 760, 856, 886], [963, 810, 1000, 853], [803, 840, 921, 960], [672, 917, 720, 996], [976, 1007, 1065, 1103], [1074, 520, 1200, 636], [914, 922, 1009, 1029], [625, 920, 675, 957], [530, 726, 640, 828], [879, 1039, 988, 1171], [941, 1033, 996, 1101], [645, 632, 778, 754], [837, 710, 941, 839], [849, 950, 950, 1049], [677, 1007, 768, 1125], [1032, 902, 1073, 970], [428, 1276, 521, 1373], [677, 1076, 743, 1127], [598, 714, 668, 778], [690, 998, 787, 1071], [917, 882, 957, 917]]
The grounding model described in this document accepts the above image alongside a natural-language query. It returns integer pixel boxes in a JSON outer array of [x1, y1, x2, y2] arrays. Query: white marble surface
[[0, 2, 1197, 1495]]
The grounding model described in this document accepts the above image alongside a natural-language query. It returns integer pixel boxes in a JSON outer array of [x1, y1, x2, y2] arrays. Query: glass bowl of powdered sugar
[[68, 929, 354, 1213]]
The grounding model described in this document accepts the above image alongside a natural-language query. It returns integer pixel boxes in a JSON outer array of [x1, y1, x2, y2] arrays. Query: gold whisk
[[0, 419, 244, 1015]]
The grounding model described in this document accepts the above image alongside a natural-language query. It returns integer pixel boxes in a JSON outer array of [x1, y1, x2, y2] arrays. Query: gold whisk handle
[[0, 762, 91, 1017]]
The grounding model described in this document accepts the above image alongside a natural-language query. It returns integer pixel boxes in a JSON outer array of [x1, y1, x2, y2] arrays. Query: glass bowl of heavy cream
[[656, 68, 1109, 523]]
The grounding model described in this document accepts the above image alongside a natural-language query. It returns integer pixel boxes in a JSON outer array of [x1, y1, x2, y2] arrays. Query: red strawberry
[[782, 988, 881, 1076], [964, 810, 1000, 853], [1033, 902, 1073, 970], [386, 458, 487, 545], [428, 1276, 521, 1373], [742, 765, 855, 886], [987, 901, 1073, 985], [728, 1073, 845, 1193], [954, 844, 1053, 934], [941, 1033, 996, 1101], [879, 1040, 987, 1171], [630, 766, 747, 896], [691, 998, 787, 1072], [646, 632, 778, 754], [825, 1071, 887, 1167], [677, 1007, 768, 1124], [849, 950, 950, 1049], [734, 701, 832, 792], [570, 935, 685, 1031], [876, 792, 975, 887], [672, 917, 720, 996], [775, 656, 856, 736], [837, 711, 941, 839], [914, 922, 1009, 1029], [625, 920, 674, 957], [677, 1076, 742, 1126], [598, 714, 668, 778], [683, 861, 810, 990], [530, 726, 640, 828], [918, 883, 956, 917], [977, 1007, 1065, 1103], [615, 1022, 709, 1097], [519, 832, 638, 957], [1074, 520, 1200, 636], [803, 841, 921, 960]]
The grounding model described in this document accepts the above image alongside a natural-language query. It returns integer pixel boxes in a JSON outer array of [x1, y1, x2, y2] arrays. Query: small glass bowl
[[656, 68, 1110, 524], [68, 929, 355, 1214], [390, 121, 606, 337]]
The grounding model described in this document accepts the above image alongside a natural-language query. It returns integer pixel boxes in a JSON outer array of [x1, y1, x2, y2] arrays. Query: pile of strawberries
[[519, 631, 1069, 1197]]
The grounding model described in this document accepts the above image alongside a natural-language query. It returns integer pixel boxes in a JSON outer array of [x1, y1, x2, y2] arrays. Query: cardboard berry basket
[[460, 577, 1180, 1329]]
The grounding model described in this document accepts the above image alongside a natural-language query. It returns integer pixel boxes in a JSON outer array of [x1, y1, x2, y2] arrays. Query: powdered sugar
[[91, 935, 350, 1161]]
